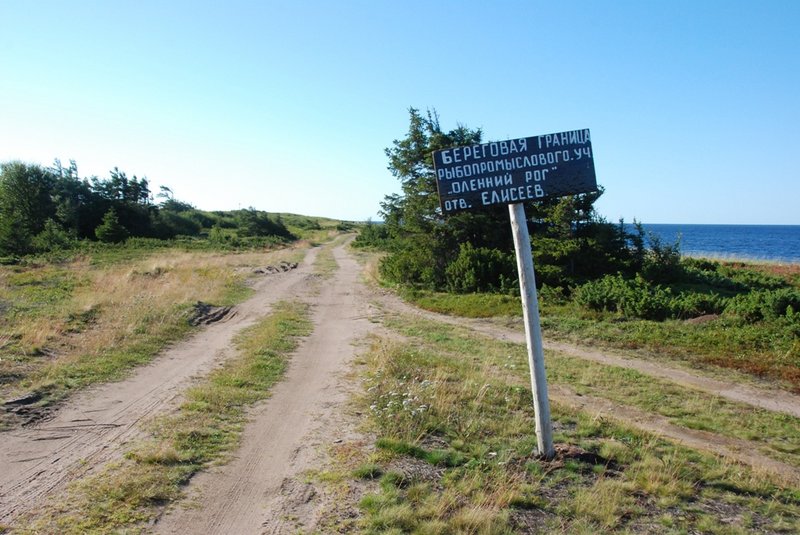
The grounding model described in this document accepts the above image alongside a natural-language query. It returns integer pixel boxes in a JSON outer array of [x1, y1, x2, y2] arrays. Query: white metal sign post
[[509, 202, 554, 458], [432, 129, 597, 460]]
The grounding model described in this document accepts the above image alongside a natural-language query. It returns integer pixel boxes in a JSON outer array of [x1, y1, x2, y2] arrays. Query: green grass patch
[[313, 241, 340, 277], [353, 463, 384, 480], [327, 314, 800, 533], [376, 437, 467, 467], [383, 314, 800, 468], [385, 256, 800, 392], [21, 300, 312, 534], [393, 282, 800, 392], [539, 303, 800, 392], [399, 287, 521, 318]]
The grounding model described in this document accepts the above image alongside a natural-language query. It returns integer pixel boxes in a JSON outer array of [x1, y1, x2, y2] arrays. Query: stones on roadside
[[188, 302, 236, 326], [253, 261, 298, 275]]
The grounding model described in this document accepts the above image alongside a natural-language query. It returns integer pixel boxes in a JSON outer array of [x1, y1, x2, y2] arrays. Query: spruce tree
[[95, 208, 129, 243]]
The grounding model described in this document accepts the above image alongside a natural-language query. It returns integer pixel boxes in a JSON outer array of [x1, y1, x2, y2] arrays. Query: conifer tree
[[95, 208, 129, 243]]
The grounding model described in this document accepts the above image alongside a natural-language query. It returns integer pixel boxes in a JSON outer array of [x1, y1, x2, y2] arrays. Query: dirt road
[[0, 247, 322, 526], [152, 242, 376, 534], [371, 290, 800, 419], [2, 240, 798, 532]]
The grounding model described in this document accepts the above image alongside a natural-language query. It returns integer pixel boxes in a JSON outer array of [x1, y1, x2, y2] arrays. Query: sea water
[[633, 224, 800, 264]]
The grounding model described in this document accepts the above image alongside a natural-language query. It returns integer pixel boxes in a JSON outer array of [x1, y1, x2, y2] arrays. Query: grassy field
[[2, 232, 352, 533], [17, 300, 311, 534], [305, 249, 800, 533], [316, 310, 800, 534], [4, 236, 798, 533], [392, 260, 800, 394], [0, 242, 307, 429]]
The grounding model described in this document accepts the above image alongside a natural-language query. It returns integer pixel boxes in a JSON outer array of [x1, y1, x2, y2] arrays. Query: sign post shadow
[[433, 129, 598, 460]]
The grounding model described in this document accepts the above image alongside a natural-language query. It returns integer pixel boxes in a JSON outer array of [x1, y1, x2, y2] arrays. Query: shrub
[[681, 264, 743, 292], [353, 221, 391, 249], [641, 234, 683, 284], [444, 243, 516, 293], [725, 288, 800, 323], [31, 219, 75, 252], [95, 208, 129, 243], [150, 211, 202, 239], [575, 274, 673, 321], [719, 265, 787, 291], [682, 257, 718, 272], [538, 284, 568, 304], [575, 273, 732, 321], [380, 243, 439, 289], [669, 291, 727, 319], [235, 208, 293, 239]]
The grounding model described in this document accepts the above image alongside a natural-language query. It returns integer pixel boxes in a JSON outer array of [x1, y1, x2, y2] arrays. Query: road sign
[[433, 129, 597, 214], [432, 128, 600, 459]]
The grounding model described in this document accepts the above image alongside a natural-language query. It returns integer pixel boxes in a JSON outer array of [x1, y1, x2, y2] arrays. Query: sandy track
[[152, 242, 376, 534], [370, 289, 800, 483], [0, 247, 319, 526], [549, 385, 800, 487], [2, 242, 797, 532], [371, 290, 800, 418]]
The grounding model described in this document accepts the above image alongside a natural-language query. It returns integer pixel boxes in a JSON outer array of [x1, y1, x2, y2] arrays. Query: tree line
[[354, 108, 800, 325], [354, 108, 647, 293], [0, 159, 293, 256]]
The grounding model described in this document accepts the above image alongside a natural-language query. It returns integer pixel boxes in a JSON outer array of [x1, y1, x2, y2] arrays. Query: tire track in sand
[[370, 290, 800, 418], [0, 247, 319, 526], [370, 289, 800, 484], [152, 241, 376, 535]]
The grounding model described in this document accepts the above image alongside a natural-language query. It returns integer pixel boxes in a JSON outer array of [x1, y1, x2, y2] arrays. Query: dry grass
[[19, 300, 312, 534], [0, 245, 306, 421], [323, 315, 800, 533]]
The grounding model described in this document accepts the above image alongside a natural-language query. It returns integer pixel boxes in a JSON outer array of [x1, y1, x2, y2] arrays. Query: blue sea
[[633, 224, 800, 264]]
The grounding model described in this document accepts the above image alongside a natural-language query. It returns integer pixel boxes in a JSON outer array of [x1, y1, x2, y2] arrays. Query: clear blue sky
[[2, 0, 798, 224]]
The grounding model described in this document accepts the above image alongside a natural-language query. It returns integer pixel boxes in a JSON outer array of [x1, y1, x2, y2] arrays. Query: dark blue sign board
[[432, 129, 597, 214]]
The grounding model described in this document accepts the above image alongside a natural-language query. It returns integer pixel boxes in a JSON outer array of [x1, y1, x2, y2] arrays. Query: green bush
[[669, 291, 727, 319], [95, 208, 129, 243], [725, 288, 800, 323], [538, 284, 568, 304], [573, 274, 728, 321], [31, 219, 75, 252], [295, 218, 322, 230], [235, 208, 293, 239], [575, 274, 673, 321], [641, 234, 683, 283], [353, 221, 391, 248], [150, 211, 202, 238], [528, 253, 571, 288], [719, 265, 788, 291], [681, 263, 743, 292], [380, 242, 439, 289], [444, 243, 516, 293]]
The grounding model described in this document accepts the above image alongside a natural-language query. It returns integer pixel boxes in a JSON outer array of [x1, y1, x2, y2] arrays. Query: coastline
[[632, 223, 800, 265], [683, 252, 800, 266]]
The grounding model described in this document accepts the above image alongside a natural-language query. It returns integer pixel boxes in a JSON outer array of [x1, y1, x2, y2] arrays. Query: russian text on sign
[[432, 129, 597, 214]]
